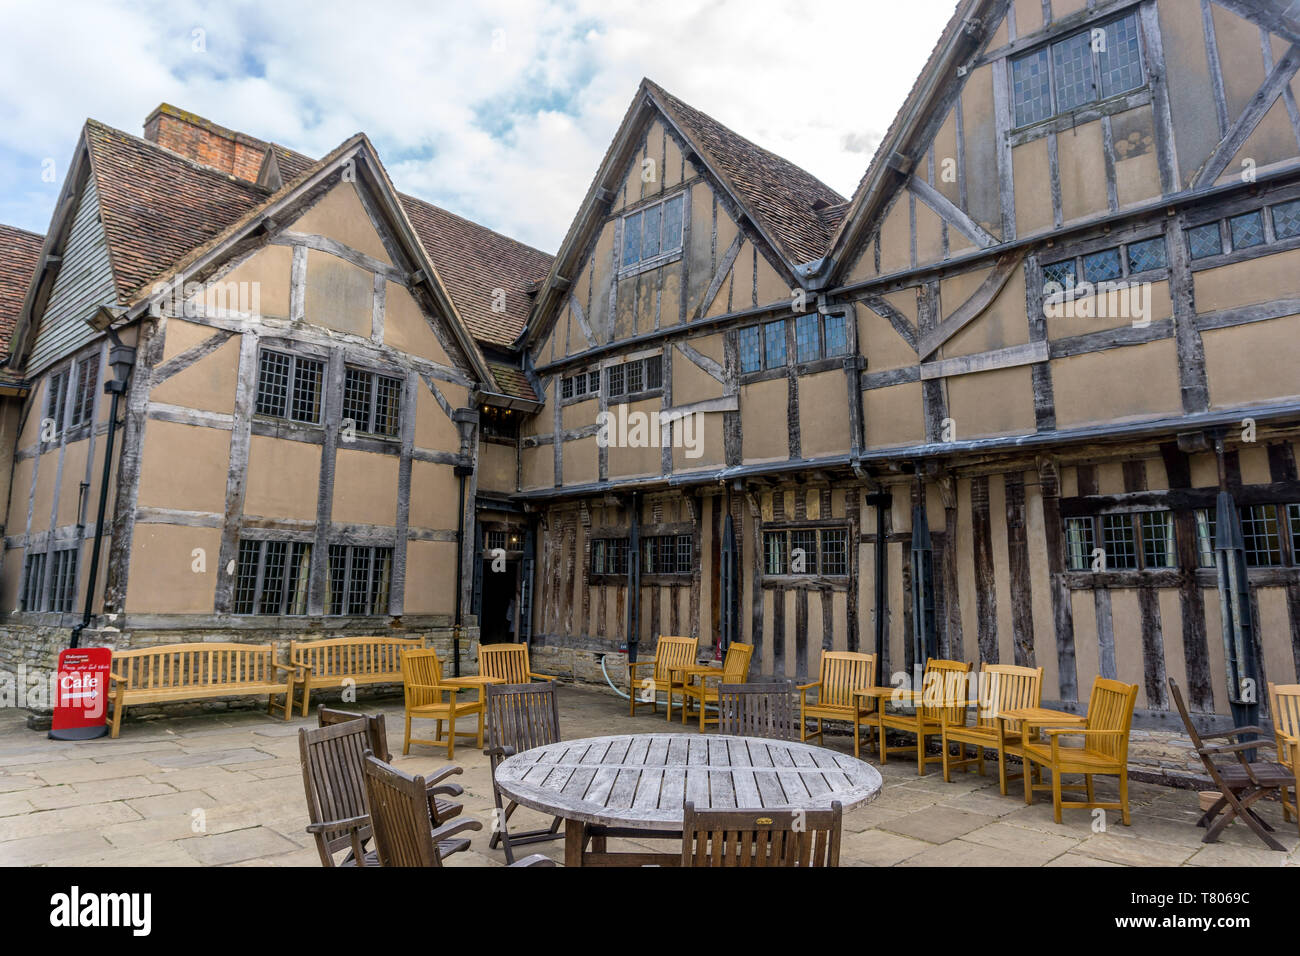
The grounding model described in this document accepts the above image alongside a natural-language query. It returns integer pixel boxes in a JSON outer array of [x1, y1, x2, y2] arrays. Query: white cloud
[[0, 0, 959, 251]]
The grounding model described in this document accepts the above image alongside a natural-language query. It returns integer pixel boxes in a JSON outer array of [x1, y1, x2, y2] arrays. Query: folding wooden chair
[[1169, 678, 1295, 851]]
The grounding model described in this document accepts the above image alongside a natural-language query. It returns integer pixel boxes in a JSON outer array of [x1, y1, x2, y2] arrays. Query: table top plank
[[494, 732, 881, 829]]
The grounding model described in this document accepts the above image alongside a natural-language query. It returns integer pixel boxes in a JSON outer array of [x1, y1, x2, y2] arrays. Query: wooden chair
[[680, 800, 842, 867], [298, 717, 464, 867], [400, 648, 487, 759], [478, 643, 558, 684], [681, 642, 753, 731], [940, 664, 1043, 794], [484, 682, 565, 864], [877, 658, 971, 775], [1269, 682, 1299, 834], [1168, 678, 1295, 850], [363, 755, 554, 867], [797, 651, 878, 758], [718, 682, 800, 740], [1022, 677, 1138, 825], [628, 635, 699, 721], [317, 707, 464, 823]]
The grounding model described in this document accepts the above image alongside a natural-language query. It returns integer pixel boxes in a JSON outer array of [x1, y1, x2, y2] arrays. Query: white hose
[[601, 654, 631, 699]]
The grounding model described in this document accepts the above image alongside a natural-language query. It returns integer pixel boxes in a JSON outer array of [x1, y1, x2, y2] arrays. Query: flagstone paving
[[0, 682, 1295, 867]]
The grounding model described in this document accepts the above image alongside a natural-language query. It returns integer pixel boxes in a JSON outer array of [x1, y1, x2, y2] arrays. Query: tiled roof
[[400, 192, 552, 348], [0, 223, 43, 355], [646, 80, 846, 266], [486, 361, 538, 402], [85, 120, 268, 302]]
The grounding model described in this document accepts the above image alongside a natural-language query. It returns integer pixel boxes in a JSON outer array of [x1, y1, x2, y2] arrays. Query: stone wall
[[0, 622, 478, 729]]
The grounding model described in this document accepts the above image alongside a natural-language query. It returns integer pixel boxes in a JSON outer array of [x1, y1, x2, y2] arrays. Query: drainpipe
[[627, 492, 641, 665], [864, 488, 892, 671], [70, 334, 135, 649], [450, 408, 479, 677]]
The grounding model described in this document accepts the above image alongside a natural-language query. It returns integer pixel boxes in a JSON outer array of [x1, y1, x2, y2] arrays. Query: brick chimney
[[143, 104, 268, 182]]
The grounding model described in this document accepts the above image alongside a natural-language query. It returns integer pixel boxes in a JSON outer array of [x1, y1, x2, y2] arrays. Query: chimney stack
[[143, 104, 267, 182]]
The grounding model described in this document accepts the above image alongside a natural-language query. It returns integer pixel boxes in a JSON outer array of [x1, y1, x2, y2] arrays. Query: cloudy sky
[[0, 0, 958, 253]]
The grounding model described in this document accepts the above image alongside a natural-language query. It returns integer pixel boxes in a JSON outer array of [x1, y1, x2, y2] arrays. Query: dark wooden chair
[[363, 754, 554, 867], [298, 717, 463, 867], [718, 682, 800, 740], [680, 800, 842, 867], [317, 707, 464, 822], [484, 682, 565, 864], [1168, 678, 1296, 851]]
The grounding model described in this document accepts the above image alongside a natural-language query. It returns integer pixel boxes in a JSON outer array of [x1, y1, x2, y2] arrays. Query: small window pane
[[739, 326, 762, 374], [1126, 237, 1167, 274], [21, 552, 47, 612], [343, 368, 373, 432], [1195, 509, 1217, 569], [1228, 211, 1264, 250], [764, 531, 787, 575], [1082, 247, 1122, 282], [626, 359, 643, 393], [1101, 513, 1138, 570], [256, 351, 291, 418], [821, 528, 848, 575], [795, 314, 820, 363], [258, 540, 288, 615], [1272, 199, 1300, 239], [49, 548, 77, 614], [72, 356, 98, 427], [592, 540, 606, 575], [824, 313, 848, 357], [1042, 259, 1077, 290], [644, 355, 662, 390], [1012, 48, 1052, 127], [561, 376, 573, 400], [608, 364, 625, 396], [1187, 223, 1223, 260], [573, 373, 586, 397], [1052, 30, 1096, 113], [661, 196, 684, 253], [764, 320, 787, 369], [677, 534, 692, 573], [233, 540, 262, 615], [373, 375, 402, 437], [1241, 504, 1282, 567], [622, 211, 642, 267], [327, 545, 349, 615], [1139, 511, 1175, 569], [1065, 518, 1095, 571], [641, 203, 661, 259], [291, 358, 324, 424], [791, 529, 818, 575], [1288, 503, 1300, 561], [1097, 13, 1144, 99], [589, 371, 601, 394]]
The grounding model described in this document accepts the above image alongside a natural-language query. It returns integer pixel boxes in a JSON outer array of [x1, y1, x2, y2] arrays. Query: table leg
[[564, 819, 586, 867]]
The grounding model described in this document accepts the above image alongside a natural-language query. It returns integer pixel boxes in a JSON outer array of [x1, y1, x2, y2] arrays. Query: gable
[[28, 176, 117, 374], [834, 0, 1300, 285]]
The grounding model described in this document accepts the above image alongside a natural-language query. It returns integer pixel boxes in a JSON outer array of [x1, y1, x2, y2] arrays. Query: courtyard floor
[[0, 682, 1296, 867]]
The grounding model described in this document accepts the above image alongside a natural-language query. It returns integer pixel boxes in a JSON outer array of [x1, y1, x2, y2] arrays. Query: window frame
[[604, 355, 663, 403], [19, 551, 47, 612], [325, 543, 393, 616], [590, 536, 631, 581], [761, 525, 850, 579], [1065, 509, 1177, 573], [342, 365, 404, 439], [1009, 11, 1147, 131], [232, 537, 314, 616], [255, 347, 326, 426], [619, 191, 687, 276]]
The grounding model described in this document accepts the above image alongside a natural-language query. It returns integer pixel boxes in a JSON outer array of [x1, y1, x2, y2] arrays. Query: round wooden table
[[493, 732, 882, 866]]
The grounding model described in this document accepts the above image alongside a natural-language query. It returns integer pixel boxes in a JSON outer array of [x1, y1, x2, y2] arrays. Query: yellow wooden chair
[[1022, 676, 1139, 825], [1268, 682, 1300, 833], [798, 651, 878, 758], [681, 643, 753, 731], [400, 648, 487, 759], [628, 635, 699, 720], [941, 664, 1044, 794], [877, 659, 971, 775], [478, 643, 558, 684]]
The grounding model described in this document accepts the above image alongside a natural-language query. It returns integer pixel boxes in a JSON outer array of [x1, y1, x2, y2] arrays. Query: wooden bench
[[289, 636, 424, 717], [109, 643, 299, 738]]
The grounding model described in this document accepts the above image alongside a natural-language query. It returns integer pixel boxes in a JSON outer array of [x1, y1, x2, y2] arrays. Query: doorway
[[479, 557, 520, 644]]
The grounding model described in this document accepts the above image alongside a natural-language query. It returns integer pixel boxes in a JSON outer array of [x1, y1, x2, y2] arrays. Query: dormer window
[[621, 193, 685, 271]]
